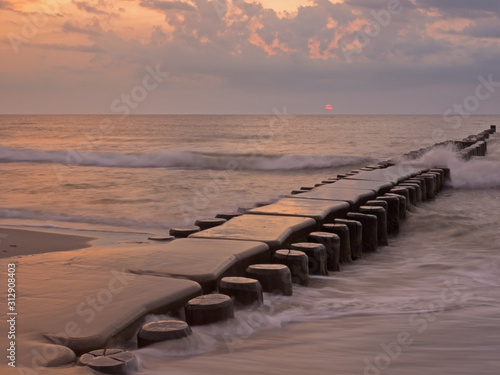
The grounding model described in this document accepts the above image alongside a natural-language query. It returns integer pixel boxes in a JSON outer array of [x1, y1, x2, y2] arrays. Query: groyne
[[4, 126, 495, 374]]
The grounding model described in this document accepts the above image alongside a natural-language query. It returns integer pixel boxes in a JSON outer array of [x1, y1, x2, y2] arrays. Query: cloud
[[62, 20, 103, 36], [2, 0, 500, 114], [73, 0, 118, 16], [0, 0, 12, 10], [465, 24, 500, 39], [416, 0, 500, 12], [140, 0, 196, 11], [76, 0, 498, 74], [34, 43, 105, 53], [414, 0, 500, 17], [448, 17, 500, 39]]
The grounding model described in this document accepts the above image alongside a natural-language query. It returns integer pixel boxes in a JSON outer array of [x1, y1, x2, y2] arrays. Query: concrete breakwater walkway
[[2, 127, 495, 374]]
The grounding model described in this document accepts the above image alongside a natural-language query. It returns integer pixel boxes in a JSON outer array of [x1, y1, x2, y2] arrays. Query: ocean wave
[[0, 147, 370, 171], [404, 146, 500, 189], [450, 158, 500, 189]]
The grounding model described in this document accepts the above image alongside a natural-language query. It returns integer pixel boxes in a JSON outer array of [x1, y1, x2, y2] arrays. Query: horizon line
[[1, 113, 500, 116]]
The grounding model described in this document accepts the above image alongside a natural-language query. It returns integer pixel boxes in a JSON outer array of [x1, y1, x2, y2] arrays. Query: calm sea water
[[1, 115, 500, 374]]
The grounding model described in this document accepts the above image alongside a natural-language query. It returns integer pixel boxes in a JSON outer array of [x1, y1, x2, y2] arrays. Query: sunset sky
[[1, 0, 499, 114]]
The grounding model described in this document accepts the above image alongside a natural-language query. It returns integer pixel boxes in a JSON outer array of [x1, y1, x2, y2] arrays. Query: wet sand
[[0, 227, 95, 258]]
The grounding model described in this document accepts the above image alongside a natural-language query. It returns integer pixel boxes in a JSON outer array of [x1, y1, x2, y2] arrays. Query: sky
[[0, 0, 499, 114]]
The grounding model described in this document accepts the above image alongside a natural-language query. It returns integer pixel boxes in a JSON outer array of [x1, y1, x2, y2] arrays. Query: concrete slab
[[127, 238, 270, 293], [189, 214, 316, 252], [347, 165, 424, 184], [0, 236, 273, 367], [288, 186, 375, 210], [0, 239, 269, 367], [246, 198, 349, 226], [0, 253, 202, 362], [330, 179, 394, 195]]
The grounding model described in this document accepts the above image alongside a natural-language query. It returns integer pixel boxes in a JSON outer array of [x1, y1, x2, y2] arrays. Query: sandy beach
[[0, 227, 96, 259]]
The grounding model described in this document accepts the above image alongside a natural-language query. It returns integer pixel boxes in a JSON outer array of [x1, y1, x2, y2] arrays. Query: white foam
[[0, 147, 369, 171], [404, 145, 500, 189]]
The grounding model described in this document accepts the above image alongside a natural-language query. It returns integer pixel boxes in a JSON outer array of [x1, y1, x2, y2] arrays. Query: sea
[[1, 114, 500, 374]]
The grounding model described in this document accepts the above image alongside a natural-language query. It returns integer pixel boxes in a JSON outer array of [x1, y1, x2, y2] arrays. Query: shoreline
[[0, 223, 161, 259], [0, 227, 96, 259]]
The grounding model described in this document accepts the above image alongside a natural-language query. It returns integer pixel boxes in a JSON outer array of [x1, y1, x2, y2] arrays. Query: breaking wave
[[0, 147, 370, 171], [405, 146, 500, 189]]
